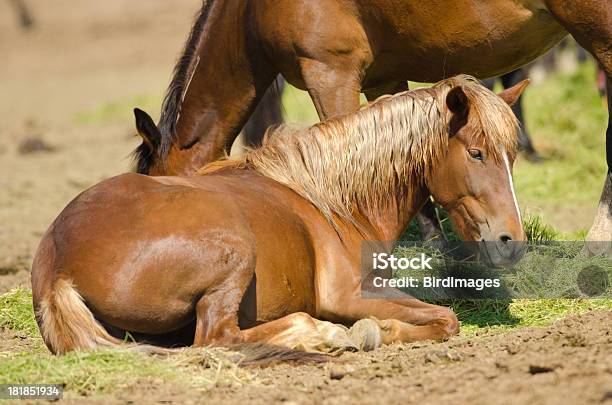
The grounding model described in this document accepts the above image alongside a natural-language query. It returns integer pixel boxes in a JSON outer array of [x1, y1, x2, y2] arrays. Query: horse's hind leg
[[547, 1, 612, 254], [192, 259, 256, 347], [241, 312, 357, 354]]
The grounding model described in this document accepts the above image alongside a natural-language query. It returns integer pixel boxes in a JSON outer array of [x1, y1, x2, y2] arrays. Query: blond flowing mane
[[200, 75, 519, 228]]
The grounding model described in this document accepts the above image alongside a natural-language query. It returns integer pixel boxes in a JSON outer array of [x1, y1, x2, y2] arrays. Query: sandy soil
[[0, 0, 198, 293], [1, 2, 610, 404]]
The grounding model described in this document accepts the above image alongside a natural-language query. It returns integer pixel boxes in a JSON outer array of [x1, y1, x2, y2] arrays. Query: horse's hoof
[[315, 321, 359, 354], [348, 319, 382, 352]]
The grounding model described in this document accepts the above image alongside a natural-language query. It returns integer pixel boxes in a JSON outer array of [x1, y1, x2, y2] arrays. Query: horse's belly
[[363, 0, 568, 85], [90, 294, 195, 335]]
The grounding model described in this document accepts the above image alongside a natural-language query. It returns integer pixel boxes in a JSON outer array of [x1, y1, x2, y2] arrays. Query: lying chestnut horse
[[32, 76, 526, 355], [134, 0, 611, 247]]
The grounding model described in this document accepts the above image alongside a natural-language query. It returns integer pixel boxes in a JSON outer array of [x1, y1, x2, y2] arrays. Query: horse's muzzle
[[478, 239, 527, 268]]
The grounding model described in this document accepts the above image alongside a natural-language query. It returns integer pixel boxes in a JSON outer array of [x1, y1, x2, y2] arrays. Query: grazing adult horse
[[32, 76, 526, 355], [134, 0, 611, 247]]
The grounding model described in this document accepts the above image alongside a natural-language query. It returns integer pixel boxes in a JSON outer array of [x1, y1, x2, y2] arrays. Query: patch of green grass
[[514, 62, 608, 210], [0, 347, 258, 398], [0, 287, 38, 338], [1, 350, 180, 396], [282, 85, 319, 125], [455, 298, 612, 336], [522, 213, 559, 242]]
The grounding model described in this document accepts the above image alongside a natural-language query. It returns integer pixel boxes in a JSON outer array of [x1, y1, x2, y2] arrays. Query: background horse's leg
[[485, 69, 541, 161], [365, 81, 446, 243], [242, 75, 285, 148], [299, 58, 362, 119], [500, 69, 539, 159], [586, 77, 612, 253], [240, 312, 357, 354], [546, 0, 612, 252]]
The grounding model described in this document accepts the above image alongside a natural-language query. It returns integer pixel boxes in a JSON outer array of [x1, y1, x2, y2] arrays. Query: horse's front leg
[[320, 291, 459, 351], [298, 57, 363, 120], [547, 0, 612, 254], [319, 276, 459, 343]]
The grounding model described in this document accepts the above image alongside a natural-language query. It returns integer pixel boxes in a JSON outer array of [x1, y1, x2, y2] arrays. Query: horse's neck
[[163, 0, 276, 173], [355, 180, 430, 241]]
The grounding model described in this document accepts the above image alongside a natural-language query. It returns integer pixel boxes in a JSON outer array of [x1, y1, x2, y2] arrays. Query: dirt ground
[[36, 310, 606, 404], [1, 2, 610, 404], [0, 0, 199, 293]]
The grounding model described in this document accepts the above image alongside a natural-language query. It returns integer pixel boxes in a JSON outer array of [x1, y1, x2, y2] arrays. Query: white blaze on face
[[503, 152, 521, 222]]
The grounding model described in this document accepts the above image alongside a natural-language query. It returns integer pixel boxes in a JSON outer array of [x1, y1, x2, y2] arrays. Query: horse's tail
[[36, 278, 122, 354], [31, 226, 120, 354], [226, 343, 331, 366], [242, 75, 285, 148]]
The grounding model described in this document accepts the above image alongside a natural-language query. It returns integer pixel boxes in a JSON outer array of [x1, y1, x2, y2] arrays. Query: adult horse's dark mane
[[133, 0, 214, 174]]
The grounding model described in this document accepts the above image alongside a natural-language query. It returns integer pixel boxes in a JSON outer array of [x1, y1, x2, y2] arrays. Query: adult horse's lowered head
[[32, 76, 526, 356]]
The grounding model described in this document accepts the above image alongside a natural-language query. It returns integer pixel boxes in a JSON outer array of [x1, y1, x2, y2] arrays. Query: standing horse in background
[[32, 76, 526, 355], [133, 0, 611, 249]]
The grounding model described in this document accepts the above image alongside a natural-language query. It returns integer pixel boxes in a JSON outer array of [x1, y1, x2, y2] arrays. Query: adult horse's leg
[[587, 77, 612, 253], [365, 82, 446, 243], [546, 1, 612, 252], [242, 76, 285, 148], [500, 70, 539, 158], [299, 58, 363, 119]]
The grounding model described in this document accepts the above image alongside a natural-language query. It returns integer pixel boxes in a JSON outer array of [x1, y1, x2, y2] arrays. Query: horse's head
[[427, 80, 529, 267]]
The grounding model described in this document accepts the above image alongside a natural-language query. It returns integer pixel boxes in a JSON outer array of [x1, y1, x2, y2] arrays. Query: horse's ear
[[497, 79, 530, 106], [446, 86, 470, 120], [134, 108, 161, 149]]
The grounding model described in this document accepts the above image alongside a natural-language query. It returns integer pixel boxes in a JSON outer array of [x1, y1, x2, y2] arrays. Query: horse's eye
[[468, 149, 483, 161]]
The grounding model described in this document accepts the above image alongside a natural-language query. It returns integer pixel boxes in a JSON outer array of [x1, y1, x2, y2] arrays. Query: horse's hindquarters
[[32, 173, 259, 340]]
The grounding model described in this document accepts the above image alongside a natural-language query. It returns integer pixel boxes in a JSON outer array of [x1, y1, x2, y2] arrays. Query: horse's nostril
[[499, 234, 512, 243]]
